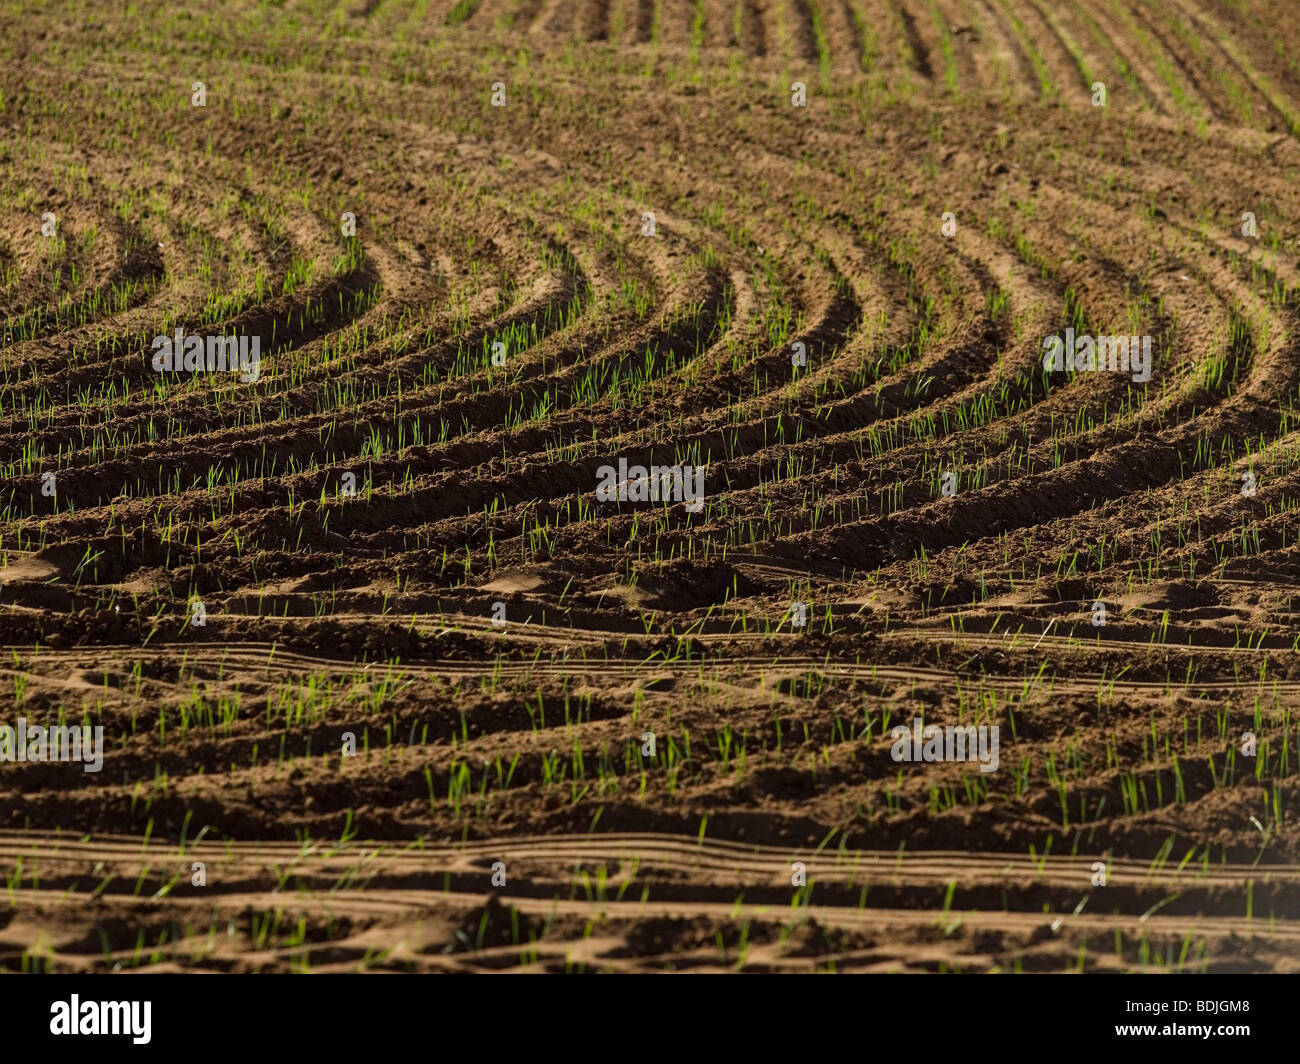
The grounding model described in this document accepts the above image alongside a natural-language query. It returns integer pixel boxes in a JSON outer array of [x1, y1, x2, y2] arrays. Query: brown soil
[[1, 0, 1299, 973]]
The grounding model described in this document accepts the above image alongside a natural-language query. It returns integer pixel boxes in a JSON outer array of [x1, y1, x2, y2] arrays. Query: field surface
[[2, 0, 1300, 972]]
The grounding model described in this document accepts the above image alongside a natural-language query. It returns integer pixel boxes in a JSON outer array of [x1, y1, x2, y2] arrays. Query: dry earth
[[1, 0, 1299, 972]]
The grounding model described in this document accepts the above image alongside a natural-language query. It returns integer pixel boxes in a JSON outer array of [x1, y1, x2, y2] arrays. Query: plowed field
[[2, 0, 1299, 973]]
